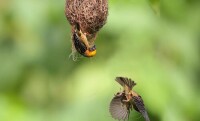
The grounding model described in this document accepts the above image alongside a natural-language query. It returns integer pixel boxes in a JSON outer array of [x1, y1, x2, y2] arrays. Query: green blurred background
[[0, 0, 200, 121]]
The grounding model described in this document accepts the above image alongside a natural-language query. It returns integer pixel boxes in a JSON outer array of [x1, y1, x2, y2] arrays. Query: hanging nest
[[65, 0, 108, 60]]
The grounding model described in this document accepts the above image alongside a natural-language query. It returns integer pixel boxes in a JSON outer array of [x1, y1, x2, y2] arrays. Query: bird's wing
[[72, 33, 87, 54], [132, 96, 150, 121], [115, 77, 136, 90], [109, 94, 130, 121]]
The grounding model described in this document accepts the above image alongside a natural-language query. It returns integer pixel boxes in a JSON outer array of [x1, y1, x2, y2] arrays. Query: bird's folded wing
[[115, 77, 136, 89], [72, 33, 87, 54], [132, 96, 150, 121]]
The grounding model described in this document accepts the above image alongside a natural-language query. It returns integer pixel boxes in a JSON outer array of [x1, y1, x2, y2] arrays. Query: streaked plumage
[[109, 77, 150, 121]]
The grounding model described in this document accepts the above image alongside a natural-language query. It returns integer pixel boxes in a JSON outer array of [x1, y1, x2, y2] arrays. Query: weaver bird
[[109, 77, 150, 121], [65, 0, 108, 59]]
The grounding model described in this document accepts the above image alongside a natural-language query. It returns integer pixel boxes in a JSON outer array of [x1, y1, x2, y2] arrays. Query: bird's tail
[[115, 77, 136, 89]]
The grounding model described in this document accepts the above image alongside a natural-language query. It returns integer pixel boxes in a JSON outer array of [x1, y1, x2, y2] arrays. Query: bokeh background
[[0, 0, 200, 121]]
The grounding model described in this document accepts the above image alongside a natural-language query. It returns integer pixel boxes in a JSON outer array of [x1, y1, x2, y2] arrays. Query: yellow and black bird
[[109, 77, 150, 121], [65, 0, 108, 59]]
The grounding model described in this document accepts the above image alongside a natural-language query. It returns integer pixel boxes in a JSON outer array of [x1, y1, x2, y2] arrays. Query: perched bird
[[109, 77, 150, 121], [65, 0, 108, 59]]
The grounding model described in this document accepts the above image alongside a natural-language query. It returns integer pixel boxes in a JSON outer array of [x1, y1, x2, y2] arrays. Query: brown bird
[[65, 0, 108, 59], [109, 77, 150, 121]]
